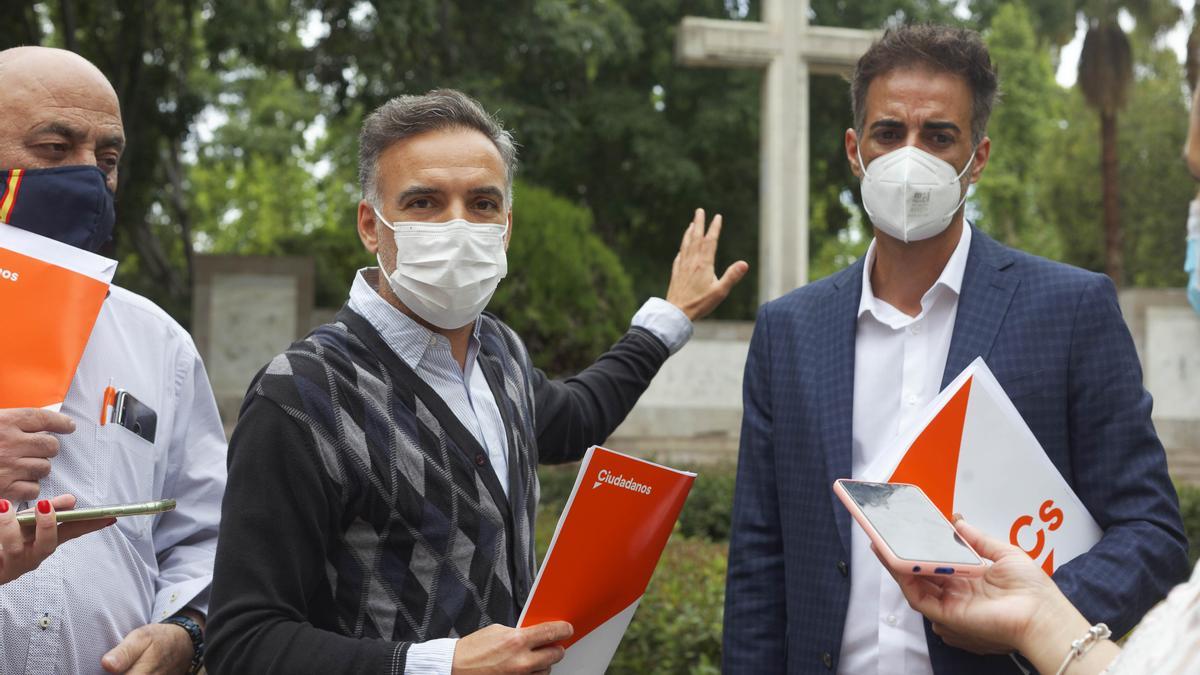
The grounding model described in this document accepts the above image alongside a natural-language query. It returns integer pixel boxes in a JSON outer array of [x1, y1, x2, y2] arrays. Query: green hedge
[[1179, 483, 1200, 567], [488, 181, 637, 377], [608, 538, 726, 675]]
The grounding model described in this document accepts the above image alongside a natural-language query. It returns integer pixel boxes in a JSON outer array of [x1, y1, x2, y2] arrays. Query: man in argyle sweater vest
[[206, 90, 747, 674]]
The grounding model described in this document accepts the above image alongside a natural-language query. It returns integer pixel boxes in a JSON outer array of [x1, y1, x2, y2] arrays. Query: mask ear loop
[[373, 208, 398, 279], [855, 142, 881, 224], [373, 207, 398, 232], [947, 146, 978, 218]]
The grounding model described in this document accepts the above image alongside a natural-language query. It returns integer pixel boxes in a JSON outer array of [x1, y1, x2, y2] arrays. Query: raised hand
[[665, 208, 750, 321]]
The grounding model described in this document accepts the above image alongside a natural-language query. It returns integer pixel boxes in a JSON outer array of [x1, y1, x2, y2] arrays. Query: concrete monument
[[676, 0, 877, 302], [192, 255, 314, 432]]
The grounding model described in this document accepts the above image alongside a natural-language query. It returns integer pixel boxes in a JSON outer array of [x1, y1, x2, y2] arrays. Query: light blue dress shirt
[[346, 268, 692, 674], [0, 286, 227, 674]]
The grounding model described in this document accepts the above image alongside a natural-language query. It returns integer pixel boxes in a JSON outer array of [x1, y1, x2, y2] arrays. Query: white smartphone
[[834, 479, 987, 577]]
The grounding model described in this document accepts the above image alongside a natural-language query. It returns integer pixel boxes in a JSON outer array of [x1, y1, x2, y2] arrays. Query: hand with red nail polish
[[0, 493, 115, 584]]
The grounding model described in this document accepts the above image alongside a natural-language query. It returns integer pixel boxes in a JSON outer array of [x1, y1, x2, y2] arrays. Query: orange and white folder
[[0, 222, 116, 411], [866, 358, 1101, 574], [518, 446, 695, 673]]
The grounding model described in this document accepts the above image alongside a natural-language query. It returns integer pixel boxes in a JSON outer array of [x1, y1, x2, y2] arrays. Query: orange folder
[[0, 223, 116, 411], [518, 446, 695, 673]]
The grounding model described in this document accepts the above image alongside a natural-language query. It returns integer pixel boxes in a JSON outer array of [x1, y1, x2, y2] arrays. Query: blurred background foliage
[[1, 0, 1196, 374]]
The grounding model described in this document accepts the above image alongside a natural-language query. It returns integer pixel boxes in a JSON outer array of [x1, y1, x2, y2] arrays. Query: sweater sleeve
[[205, 395, 408, 675], [532, 326, 670, 464]]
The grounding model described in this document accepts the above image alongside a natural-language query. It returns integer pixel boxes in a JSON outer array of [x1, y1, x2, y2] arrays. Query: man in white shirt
[[0, 46, 225, 674], [723, 24, 1188, 674]]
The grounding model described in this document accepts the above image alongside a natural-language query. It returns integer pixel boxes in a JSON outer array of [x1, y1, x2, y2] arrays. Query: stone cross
[[676, 0, 877, 301]]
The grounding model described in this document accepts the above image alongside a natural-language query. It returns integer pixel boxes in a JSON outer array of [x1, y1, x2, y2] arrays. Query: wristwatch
[[162, 613, 204, 675]]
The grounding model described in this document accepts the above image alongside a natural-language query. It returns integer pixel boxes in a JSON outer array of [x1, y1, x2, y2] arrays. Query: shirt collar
[[347, 267, 482, 371], [858, 224, 973, 321]]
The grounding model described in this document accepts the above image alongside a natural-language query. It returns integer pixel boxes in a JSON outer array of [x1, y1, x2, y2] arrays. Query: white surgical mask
[[857, 144, 974, 243], [375, 208, 508, 329]]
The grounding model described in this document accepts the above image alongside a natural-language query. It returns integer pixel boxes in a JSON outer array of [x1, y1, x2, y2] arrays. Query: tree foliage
[[1037, 41, 1192, 288], [489, 181, 638, 375], [974, 1, 1063, 257], [2, 0, 1195, 338]]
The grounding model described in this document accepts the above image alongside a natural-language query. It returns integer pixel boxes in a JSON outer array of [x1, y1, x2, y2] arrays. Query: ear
[[968, 137, 991, 184], [504, 208, 513, 251], [356, 200, 379, 254], [846, 128, 864, 179]]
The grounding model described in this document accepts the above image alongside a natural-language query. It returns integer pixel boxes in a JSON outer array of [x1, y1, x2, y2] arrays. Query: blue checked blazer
[[722, 227, 1190, 674]]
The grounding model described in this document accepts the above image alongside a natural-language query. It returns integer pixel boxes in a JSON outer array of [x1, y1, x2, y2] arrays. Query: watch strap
[[161, 614, 204, 675]]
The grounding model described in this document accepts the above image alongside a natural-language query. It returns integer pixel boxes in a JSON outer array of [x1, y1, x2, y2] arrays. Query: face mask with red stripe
[[0, 165, 116, 253]]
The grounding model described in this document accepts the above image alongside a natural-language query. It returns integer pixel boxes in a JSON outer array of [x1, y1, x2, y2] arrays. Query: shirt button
[[37, 614, 50, 630], [170, 592, 178, 602], [475, 453, 487, 467], [886, 614, 898, 626], [837, 560, 849, 577], [905, 393, 919, 406], [910, 323, 922, 335], [821, 651, 833, 669]]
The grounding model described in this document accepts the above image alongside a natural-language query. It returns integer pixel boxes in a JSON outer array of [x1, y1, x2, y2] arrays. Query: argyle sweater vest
[[251, 307, 540, 642]]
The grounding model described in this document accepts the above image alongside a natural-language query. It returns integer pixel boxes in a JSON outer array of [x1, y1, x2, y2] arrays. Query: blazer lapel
[[818, 261, 863, 557], [941, 228, 1019, 389]]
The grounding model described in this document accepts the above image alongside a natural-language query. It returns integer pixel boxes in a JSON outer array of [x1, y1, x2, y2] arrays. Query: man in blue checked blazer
[[722, 25, 1190, 675]]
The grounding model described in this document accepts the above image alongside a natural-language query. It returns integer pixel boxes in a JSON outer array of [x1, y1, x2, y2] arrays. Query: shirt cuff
[[152, 575, 212, 623], [404, 638, 457, 675], [1189, 199, 1200, 237], [631, 297, 694, 355]]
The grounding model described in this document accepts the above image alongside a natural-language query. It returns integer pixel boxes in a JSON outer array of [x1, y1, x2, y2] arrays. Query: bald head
[[0, 47, 124, 192]]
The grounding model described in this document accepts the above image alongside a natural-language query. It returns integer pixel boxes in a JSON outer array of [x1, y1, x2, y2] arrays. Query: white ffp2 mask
[[375, 209, 508, 329], [858, 144, 974, 243]]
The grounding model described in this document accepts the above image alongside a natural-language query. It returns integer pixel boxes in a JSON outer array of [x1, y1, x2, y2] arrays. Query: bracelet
[[1053, 623, 1111, 675]]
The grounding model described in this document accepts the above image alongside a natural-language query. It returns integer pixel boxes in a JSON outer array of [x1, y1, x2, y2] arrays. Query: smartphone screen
[[839, 481, 981, 564]]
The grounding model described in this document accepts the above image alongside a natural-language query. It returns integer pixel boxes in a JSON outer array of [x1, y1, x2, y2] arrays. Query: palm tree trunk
[[1100, 110, 1124, 286]]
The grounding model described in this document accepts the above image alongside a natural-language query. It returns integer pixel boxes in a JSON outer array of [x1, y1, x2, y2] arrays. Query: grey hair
[[358, 88, 518, 206]]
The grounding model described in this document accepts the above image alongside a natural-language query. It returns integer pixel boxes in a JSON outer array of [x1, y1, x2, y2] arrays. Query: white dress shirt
[[347, 268, 693, 674], [0, 286, 227, 674], [837, 225, 972, 675]]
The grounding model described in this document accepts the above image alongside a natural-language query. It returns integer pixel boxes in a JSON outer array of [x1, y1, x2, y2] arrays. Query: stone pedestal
[[1120, 289, 1200, 483], [193, 255, 315, 433], [607, 321, 752, 464]]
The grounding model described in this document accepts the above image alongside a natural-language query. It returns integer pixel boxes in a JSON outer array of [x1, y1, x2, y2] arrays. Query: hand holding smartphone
[[834, 479, 987, 577]]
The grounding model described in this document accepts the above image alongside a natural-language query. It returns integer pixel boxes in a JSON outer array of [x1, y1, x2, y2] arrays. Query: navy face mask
[[0, 165, 116, 253]]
